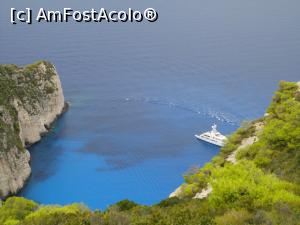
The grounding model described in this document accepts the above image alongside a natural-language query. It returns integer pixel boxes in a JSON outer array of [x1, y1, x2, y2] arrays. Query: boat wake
[[122, 97, 240, 125]]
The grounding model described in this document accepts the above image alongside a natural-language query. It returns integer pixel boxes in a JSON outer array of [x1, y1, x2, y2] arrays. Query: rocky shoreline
[[0, 61, 67, 198]]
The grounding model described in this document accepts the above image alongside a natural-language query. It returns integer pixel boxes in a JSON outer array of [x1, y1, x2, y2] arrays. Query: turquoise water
[[1, 0, 300, 209]]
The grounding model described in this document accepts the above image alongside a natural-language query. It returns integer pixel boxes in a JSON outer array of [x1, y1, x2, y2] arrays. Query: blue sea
[[0, 0, 300, 209]]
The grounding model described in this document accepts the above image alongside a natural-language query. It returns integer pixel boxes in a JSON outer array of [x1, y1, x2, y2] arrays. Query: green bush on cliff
[[0, 197, 37, 225], [208, 161, 300, 210], [0, 199, 93, 225], [238, 81, 300, 183], [21, 204, 91, 225]]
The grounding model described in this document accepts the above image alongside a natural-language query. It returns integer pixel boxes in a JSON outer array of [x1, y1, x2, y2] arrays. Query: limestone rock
[[0, 61, 66, 198], [169, 185, 184, 198], [193, 184, 212, 199]]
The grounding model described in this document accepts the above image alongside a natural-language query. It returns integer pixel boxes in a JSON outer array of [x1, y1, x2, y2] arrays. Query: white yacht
[[195, 124, 227, 147]]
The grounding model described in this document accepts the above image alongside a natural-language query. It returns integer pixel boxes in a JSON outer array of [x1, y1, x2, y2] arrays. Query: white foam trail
[[121, 97, 240, 125]]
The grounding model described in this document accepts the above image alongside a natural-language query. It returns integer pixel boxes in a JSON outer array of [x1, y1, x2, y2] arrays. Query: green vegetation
[[238, 81, 300, 183], [0, 81, 299, 224]]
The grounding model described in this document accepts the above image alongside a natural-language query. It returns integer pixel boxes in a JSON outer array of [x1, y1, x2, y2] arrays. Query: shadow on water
[[19, 112, 69, 198]]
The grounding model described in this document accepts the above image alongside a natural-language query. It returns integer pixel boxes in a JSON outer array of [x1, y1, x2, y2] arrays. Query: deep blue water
[[1, 0, 300, 209]]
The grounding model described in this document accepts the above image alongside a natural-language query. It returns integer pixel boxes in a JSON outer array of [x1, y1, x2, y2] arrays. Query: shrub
[[114, 199, 138, 211], [0, 197, 38, 225], [214, 209, 252, 225]]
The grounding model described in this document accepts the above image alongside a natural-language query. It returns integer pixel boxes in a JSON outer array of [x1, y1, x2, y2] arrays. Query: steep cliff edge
[[0, 61, 66, 198]]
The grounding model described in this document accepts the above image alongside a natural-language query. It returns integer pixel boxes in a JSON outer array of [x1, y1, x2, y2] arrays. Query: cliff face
[[0, 61, 65, 198]]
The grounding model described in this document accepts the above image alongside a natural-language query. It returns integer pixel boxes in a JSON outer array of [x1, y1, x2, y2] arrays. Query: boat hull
[[195, 134, 225, 147]]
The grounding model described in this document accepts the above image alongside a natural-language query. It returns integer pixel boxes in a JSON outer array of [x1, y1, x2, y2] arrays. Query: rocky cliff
[[0, 61, 66, 198]]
